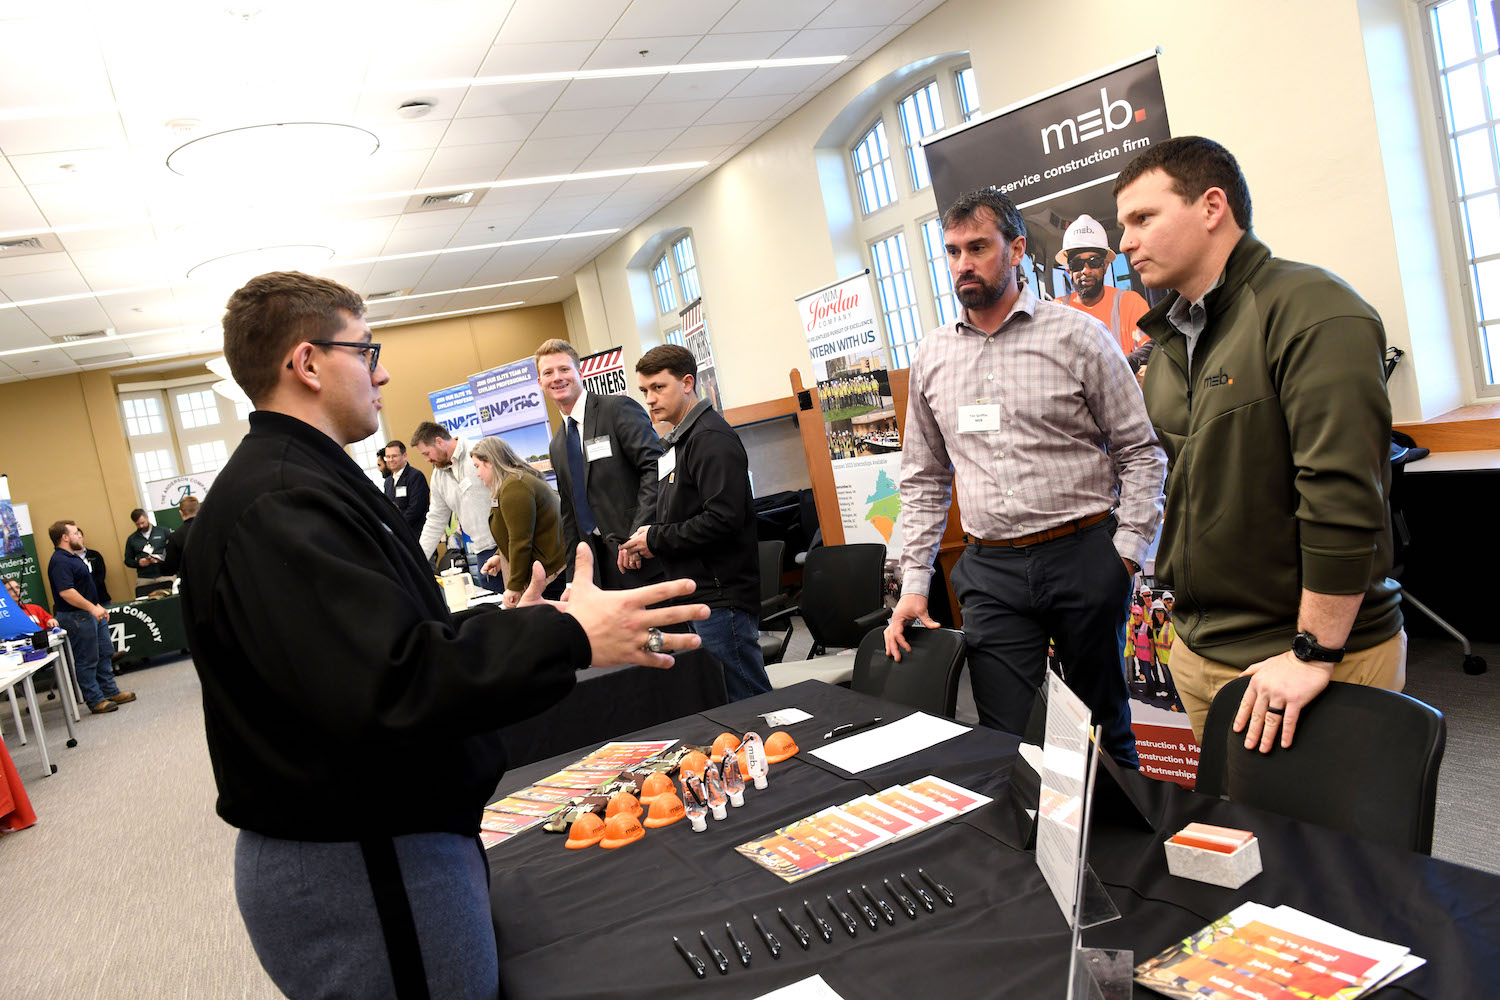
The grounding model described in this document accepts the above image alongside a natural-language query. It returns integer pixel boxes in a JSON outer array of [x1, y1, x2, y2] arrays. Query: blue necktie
[[566, 417, 597, 535]]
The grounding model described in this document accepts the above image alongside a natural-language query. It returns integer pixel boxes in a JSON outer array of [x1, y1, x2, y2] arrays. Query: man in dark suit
[[382, 439, 429, 537], [160, 494, 199, 576], [538, 338, 663, 590]]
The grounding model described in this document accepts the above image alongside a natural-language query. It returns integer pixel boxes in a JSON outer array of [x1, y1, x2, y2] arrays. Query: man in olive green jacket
[[1113, 137, 1404, 755]]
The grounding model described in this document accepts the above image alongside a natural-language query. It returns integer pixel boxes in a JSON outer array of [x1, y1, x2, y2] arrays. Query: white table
[[0, 650, 74, 778]]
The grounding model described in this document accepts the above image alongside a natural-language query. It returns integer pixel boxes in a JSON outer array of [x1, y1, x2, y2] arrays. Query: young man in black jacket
[[625, 345, 772, 701], [182, 271, 707, 998]]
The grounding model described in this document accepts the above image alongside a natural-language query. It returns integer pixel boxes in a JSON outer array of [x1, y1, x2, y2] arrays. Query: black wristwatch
[[1292, 631, 1345, 664]]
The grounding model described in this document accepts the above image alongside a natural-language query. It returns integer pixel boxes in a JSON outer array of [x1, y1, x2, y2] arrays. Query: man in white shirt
[[410, 423, 502, 593]]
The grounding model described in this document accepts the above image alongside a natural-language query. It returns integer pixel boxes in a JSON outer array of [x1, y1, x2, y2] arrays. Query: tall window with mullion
[[956, 66, 981, 122], [897, 81, 945, 190], [920, 218, 959, 326], [672, 235, 700, 303], [652, 253, 677, 314], [853, 120, 898, 214], [1428, 0, 1500, 386], [871, 232, 924, 369]]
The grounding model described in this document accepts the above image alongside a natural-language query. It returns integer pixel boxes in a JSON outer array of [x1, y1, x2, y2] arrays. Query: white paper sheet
[[807, 712, 970, 773], [760, 708, 813, 726], [751, 974, 849, 1000]]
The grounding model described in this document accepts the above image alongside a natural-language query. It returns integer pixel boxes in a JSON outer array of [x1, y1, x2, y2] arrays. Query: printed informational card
[[1036, 670, 1093, 920], [571, 740, 678, 771], [479, 830, 512, 850], [486, 796, 566, 818], [509, 784, 578, 804], [535, 769, 617, 790], [905, 775, 993, 815], [481, 811, 544, 836], [737, 777, 988, 882], [1135, 902, 1420, 1000]]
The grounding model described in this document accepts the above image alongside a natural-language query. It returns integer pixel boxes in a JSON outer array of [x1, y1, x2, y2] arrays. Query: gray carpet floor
[[0, 633, 1494, 997]]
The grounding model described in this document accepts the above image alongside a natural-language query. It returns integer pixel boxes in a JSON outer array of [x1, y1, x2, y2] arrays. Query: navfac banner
[[795, 269, 903, 552], [468, 359, 553, 474], [579, 347, 628, 397], [924, 53, 1196, 786], [0, 500, 49, 615], [429, 382, 482, 438]]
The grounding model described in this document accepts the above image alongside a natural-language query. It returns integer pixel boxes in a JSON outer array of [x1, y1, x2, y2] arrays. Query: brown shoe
[[90, 700, 119, 714], [108, 691, 136, 705]]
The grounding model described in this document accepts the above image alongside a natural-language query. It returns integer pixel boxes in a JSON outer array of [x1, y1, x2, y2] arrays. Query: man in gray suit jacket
[[538, 339, 663, 590]]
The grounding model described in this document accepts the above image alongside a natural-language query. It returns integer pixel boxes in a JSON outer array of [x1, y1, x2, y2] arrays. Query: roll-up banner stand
[[923, 52, 1198, 787], [579, 347, 628, 397], [144, 471, 218, 531], [0, 477, 48, 615]]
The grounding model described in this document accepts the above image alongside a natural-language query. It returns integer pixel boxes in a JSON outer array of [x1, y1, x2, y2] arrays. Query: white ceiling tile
[[495, 0, 631, 44], [0, 112, 128, 157], [346, 259, 435, 293], [553, 76, 659, 112], [26, 179, 148, 228], [651, 145, 729, 165], [610, 0, 736, 38], [56, 222, 159, 253], [0, 186, 48, 232], [530, 106, 631, 139], [22, 298, 114, 336], [507, 134, 607, 165], [0, 157, 22, 189], [382, 225, 464, 257], [0, 309, 47, 342], [411, 255, 484, 291], [353, 86, 471, 126], [618, 100, 717, 131], [684, 31, 795, 61], [455, 81, 568, 118], [441, 114, 544, 146], [452, 219, 522, 245], [807, 0, 922, 29], [500, 157, 586, 179], [725, 64, 833, 99], [419, 166, 501, 191], [0, 249, 80, 278], [466, 247, 548, 283], [370, 120, 451, 153], [389, 214, 467, 239], [68, 245, 175, 287], [101, 292, 187, 333], [694, 95, 791, 126], [6, 146, 138, 188], [676, 122, 756, 145], [423, 140, 522, 175], [588, 127, 684, 156], [0, 18, 116, 107], [714, 0, 827, 33], [555, 174, 631, 197], [642, 70, 752, 104], [848, 24, 907, 62], [584, 36, 698, 69], [773, 25, 880, 58], [477, 40, 601, 76], [361, 42, 496, 83]]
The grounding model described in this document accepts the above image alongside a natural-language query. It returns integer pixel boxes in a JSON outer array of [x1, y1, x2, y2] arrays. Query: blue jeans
[[472, 547, 505, 594], [56, 609, 120, 706], [692, 607, 771, 703]]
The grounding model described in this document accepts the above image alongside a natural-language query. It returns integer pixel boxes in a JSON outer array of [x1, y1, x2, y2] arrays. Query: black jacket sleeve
[[551, 431, 582, 582], [648, 430, 750, 555], [403, 470, 430, 536], [612, 398, 662, 537]]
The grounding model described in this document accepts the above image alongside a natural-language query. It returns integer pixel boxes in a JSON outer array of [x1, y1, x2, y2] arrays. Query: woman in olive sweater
[[470, 436, 567, 607]]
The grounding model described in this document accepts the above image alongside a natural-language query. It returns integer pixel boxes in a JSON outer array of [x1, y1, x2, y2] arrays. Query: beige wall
[[566, 0, 1473, 422], [375, 303, 572, 478]]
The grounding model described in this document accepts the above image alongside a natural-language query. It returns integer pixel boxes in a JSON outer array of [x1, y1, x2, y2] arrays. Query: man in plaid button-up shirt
[[884, 189, 1166, 767]]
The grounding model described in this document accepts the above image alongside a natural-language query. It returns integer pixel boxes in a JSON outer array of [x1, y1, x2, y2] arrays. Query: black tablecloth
[[486, 681, 1500, 999], [497, 647, 728, 768]]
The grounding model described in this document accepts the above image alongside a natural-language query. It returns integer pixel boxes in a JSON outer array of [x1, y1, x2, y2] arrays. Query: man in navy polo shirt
[[47, 519, 134, 714]]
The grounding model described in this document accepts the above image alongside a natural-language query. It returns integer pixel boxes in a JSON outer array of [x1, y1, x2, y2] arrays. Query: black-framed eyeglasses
[[1067, 254, 1108, 272], [286, 340, 382, 373]]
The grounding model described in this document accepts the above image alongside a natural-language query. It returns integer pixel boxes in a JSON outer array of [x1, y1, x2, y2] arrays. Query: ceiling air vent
[[50, 328, 113, 344], [0, 232, 64, 256], [365, 314, 393, 323], [364, 289, 409, 301], [422, 191, 473, 207], [403, 187, 487, 214]]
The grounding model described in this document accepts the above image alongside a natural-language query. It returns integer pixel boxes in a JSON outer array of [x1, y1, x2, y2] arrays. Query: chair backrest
[[851, 625, 966, 717], [799, 543, 886, 649], [1196, 676, 1446, 854], [757, 540, 785, 606]]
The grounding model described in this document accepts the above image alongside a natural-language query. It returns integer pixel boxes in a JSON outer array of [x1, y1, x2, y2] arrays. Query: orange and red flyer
[[571, 740, 678, 771], [481, 811, 542, 836], [734, 833, 833, 882], [904, 775, 992, 814], [480, 830, 512, 850], [871, 786, 956, 825], [842, 796, 922, 838]]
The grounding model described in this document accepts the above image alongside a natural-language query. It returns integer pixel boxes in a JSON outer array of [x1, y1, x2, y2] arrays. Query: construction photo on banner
[[678, 298, 723, 411], [924, 52, 1197, 787], [795, 269, 903, 553]]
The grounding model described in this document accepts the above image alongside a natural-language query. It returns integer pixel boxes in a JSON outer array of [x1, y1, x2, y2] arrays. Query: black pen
[[779, 906, 811, 949], [827, 894, 858, 937], [803, 899, 833, 943], [725, 921, 752, 967], [699, 929, 730, 975], [901, 871, 935, 912], [672, 935, 706, 979], [885, 877, 918, 919], [919, 867, 955, 906], [752, 914, 781, 958], [862, 884, 896, 925], [847, 888, 878, 930], [823, 716, 884, 740]]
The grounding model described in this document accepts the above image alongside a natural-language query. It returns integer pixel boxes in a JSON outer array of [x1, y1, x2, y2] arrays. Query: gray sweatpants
[[235, 829, 498, 999]]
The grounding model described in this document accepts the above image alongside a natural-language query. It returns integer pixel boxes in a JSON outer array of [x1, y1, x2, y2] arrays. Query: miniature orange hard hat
[[679, 750, 710, 780], [599, 811, 645, 848], [710, 732, 741, 762], [606, 791, 642, 819], [644, 791, 686, 828], [564, 812, 605, 849], [639, 772, 675, 805], [765, 731, 799, 763]]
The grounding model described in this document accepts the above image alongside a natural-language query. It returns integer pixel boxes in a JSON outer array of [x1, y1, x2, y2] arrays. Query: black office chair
[[851, 625, 967, 717], [762, 543, 891, 688], [757, 540, 793, 666], [1196, 675, 1446, 854]]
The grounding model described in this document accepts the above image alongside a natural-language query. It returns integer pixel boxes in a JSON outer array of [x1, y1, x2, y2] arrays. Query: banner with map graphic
[[795, 270, 903, 552]]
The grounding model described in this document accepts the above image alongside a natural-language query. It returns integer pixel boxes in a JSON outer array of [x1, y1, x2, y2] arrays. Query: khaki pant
[[1172, 630, 1408, 742]]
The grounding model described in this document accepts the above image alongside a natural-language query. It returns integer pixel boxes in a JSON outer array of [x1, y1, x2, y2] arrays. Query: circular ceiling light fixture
[[186, 244, 335, 287], [166, 122, 379, 181]]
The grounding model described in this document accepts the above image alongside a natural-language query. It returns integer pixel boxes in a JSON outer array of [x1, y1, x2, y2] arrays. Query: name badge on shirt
[[585, 436, 612, 462], [657, 447, 676, 481], [395, 486, 408, 498], [958, 403, 1002, 433], [491, 498, 499, 508], [142, 544, 154, 555]]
